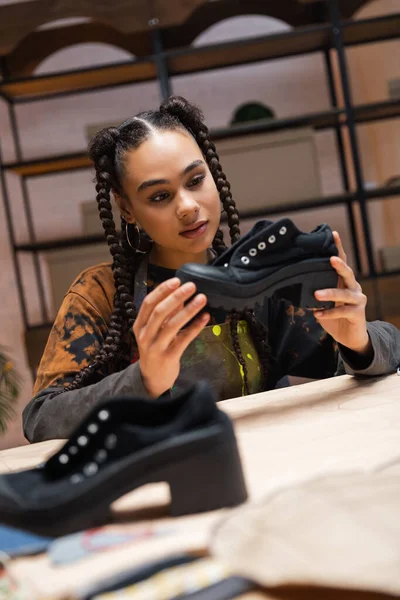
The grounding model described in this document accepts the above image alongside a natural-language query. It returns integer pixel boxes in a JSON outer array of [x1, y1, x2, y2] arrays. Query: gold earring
[[125, 222, 152, 254]]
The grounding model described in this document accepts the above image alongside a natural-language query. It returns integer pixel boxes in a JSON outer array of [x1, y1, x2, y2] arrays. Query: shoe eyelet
[[279, 226, 287, 236], [83, 462, 98, 477], [249, 248, 257, 257], [77, 435, 88, 447], [258, 242, 266, 250], [268, 235, 276, 244], [241, 256, 250, 265], [98, 410, 110, 422], [105, 434, 117, 450], [87, 423, 98, 434], [94, 449, 107, 463], [70, 473, 84, 484], [69, 445, 78, 455], [59, 453, 69, 464]]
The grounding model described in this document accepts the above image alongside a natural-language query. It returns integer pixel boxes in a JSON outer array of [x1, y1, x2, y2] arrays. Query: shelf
[[352, 100, 400, 125], [4, 153, 91, 177], [14, 185, 400, 253], [364, 184, 400, 201], [2, 110, 342, 176], [166, 14, 400, 78], [0, 58, 157, 102], [341, 12, 400, 47], [1, 14, 399, 103], [16, 234, 106, 252], [235, 185, 400, 221], [3, 110, 341, 176], [26, 322, 53, 332], [212, 108, 343, 140], [166, 24, 332, 76], [4, 99, 399, 177], [213, 101, 400, 143]]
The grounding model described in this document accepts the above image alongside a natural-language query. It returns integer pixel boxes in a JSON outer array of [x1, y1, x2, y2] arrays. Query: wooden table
[[0, 373, 399, 600]]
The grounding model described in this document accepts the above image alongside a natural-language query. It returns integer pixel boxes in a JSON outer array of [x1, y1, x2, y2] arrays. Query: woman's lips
[[180, 222, 208, 239]]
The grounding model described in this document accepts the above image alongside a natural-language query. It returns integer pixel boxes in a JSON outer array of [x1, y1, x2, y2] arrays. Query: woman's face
[[114, 129, 221, 268]]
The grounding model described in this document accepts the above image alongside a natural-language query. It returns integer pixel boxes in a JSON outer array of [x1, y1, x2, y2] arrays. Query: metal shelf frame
[[0, 0, 399, 332]]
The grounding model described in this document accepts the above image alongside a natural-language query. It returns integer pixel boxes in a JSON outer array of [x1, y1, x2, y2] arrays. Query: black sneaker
[[0, 382, 247, 537], [177, 218, 338, 311]]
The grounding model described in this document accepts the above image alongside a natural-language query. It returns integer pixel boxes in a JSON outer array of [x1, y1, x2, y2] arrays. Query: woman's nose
[[176, 192, 200, 220]]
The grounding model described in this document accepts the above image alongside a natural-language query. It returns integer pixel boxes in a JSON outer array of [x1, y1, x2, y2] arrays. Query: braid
[[57, 130, 145, 392], [212, 228, 228, 256], [95, 167, 131, 362], [243, 309, 271, 390], [229, 311, 250, 396], [59, 172, 133, 392], [203, 187, 268, 394]]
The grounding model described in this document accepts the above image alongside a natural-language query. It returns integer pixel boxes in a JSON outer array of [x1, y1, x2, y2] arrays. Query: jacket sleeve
[[336, 320, 400, 377], [23, 290, 148, 443], [23, 361, 148, 443]]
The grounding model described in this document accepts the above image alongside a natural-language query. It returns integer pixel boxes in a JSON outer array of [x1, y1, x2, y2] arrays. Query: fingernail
[[315, 290, 326, 298], [314, 311, 323, 318]]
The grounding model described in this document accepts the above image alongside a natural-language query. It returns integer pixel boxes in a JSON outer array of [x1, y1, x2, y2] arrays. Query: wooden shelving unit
[[0, 2, 399, 334]]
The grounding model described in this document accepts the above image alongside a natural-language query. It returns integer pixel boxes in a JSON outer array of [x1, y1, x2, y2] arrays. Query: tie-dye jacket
[[23, 262, 400, 442]]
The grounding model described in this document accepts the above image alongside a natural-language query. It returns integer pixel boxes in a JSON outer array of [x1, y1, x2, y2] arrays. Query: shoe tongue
[[250, 219, 274, 234]]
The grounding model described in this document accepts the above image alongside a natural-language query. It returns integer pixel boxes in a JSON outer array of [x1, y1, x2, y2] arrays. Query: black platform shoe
[[176, 218, 338, 311], [0, 382, 247, 537]]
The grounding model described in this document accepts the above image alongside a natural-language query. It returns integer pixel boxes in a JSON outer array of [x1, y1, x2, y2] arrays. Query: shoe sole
[[177, 258, 338, 311], [0, 415, 247, 537]]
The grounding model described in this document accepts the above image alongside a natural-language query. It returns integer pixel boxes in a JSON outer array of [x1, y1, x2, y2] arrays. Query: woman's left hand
[[313, 231, 371, 355]]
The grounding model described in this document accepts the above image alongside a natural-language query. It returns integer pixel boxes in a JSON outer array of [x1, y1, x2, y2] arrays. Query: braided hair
[[59, 96, 270, 395]]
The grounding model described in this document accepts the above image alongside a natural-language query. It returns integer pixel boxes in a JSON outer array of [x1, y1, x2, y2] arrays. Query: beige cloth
[[211, 464, 400, 596]]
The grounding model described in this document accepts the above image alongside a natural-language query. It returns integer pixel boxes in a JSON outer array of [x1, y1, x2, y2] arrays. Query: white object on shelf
[[388, 78, 400, 101], [216, 127, 322, 212], [380, 246, 400, 271]]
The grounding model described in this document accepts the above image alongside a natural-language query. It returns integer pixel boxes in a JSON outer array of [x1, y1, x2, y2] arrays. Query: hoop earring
[[126, 222, 151, 254]]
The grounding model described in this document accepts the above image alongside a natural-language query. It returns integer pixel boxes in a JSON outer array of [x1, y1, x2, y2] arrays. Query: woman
[[23, 96, 400, 442]]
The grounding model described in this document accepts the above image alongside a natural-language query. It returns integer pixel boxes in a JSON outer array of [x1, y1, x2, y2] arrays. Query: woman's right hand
[[133, 278, 210, 398]]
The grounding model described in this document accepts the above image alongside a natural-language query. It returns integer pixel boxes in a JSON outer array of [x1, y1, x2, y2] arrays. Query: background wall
[[0, 0, 399, 448]]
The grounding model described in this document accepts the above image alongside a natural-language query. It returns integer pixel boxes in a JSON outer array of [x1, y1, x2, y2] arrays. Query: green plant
[[230, 101, 275, 125], [0, 347, 22, 433]]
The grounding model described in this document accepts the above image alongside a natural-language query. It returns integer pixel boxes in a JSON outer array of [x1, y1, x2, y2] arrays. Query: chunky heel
[[167, 426, 248, 516]]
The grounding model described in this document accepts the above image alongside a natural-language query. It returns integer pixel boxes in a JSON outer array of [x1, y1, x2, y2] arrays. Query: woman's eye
[[188, 174, 205, 188], [149, 192, 169, 203]]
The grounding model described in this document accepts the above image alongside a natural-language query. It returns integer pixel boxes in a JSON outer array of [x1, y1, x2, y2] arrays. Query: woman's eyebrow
[[137, 159, 205, 192]]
